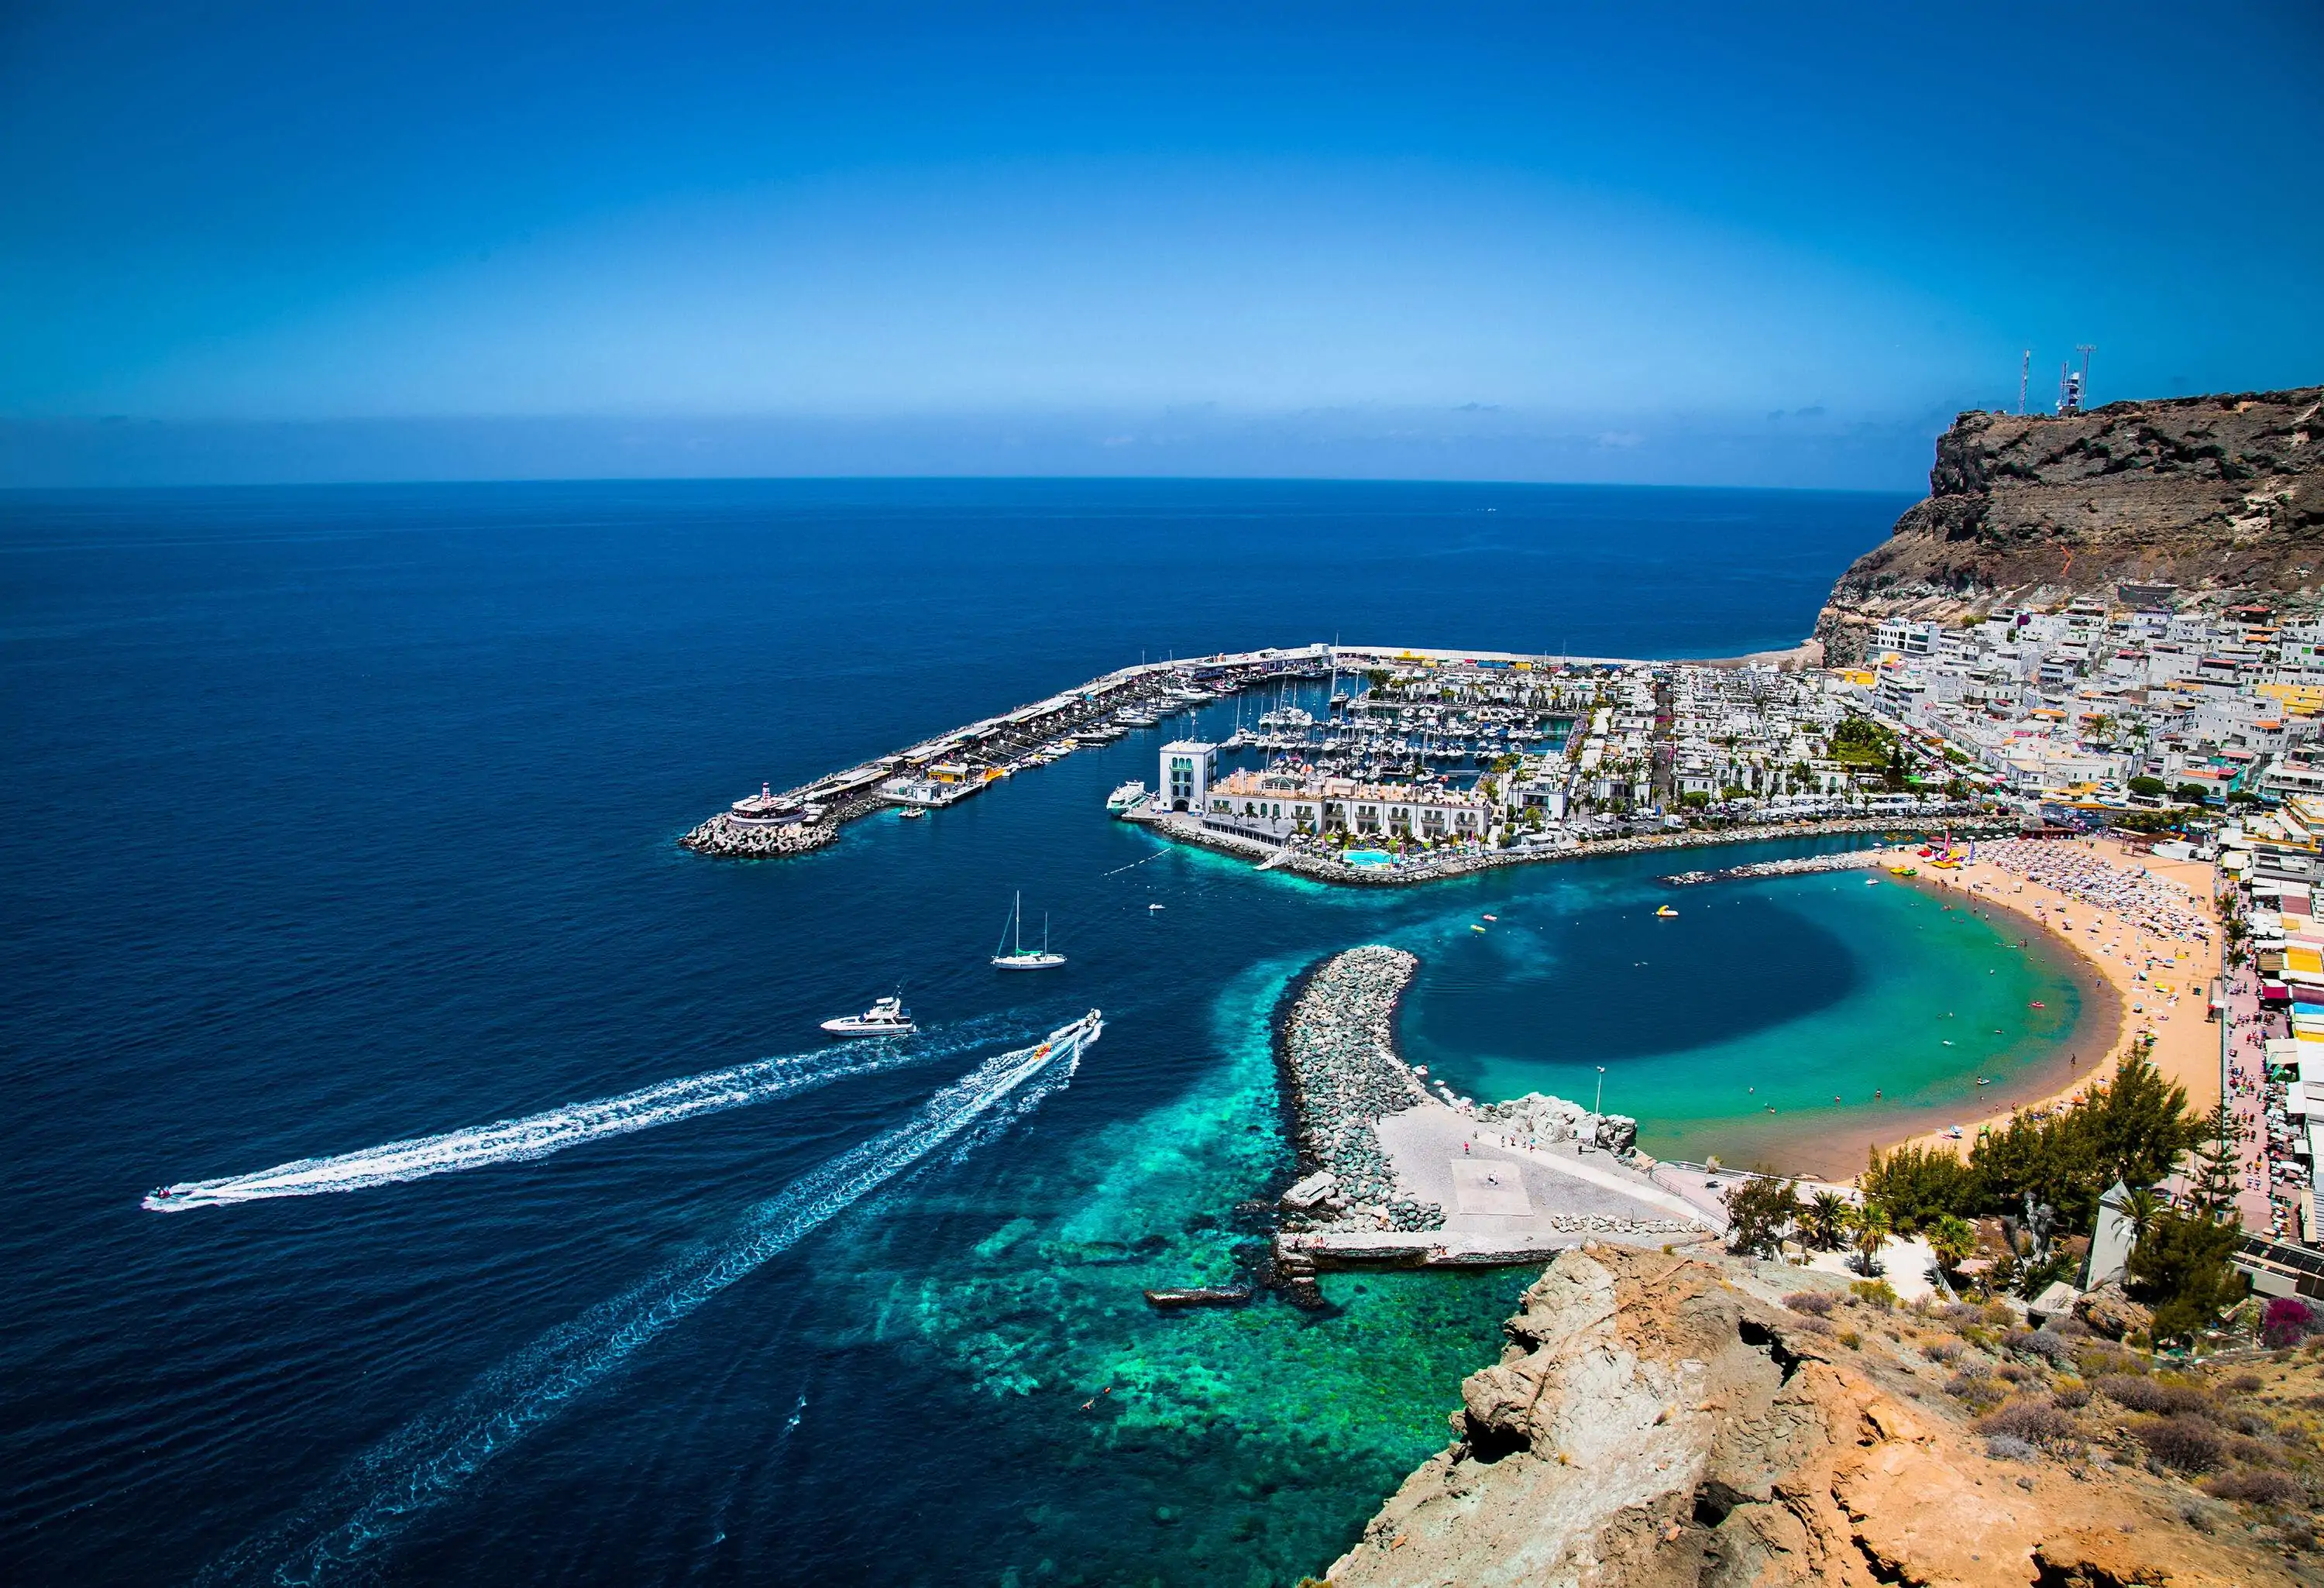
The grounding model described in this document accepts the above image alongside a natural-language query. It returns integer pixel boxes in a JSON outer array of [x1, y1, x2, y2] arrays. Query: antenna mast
[[2018, 349, 2030, 415], [2077, 344, 2095, 407]]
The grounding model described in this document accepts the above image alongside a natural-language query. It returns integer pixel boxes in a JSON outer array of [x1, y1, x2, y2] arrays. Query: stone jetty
[[1656, 828, 2007, 887], [1267, 947, 1721, 1301], [1276, 945, 1446, 1235], [680, 644, 1332, 860], [679, 809, 839, 858]]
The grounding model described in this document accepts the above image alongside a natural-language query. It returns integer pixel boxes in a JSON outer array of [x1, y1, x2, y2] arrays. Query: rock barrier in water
[[1277, 946, 1446, 1235]]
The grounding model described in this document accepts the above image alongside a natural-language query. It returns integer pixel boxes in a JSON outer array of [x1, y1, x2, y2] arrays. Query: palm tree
[[1803, 1191, 1850, 1253], [1927, 1213, 1976, 1275], [1849, 1201, 1893, 1277], [2120, 1185, 2164, 1243]]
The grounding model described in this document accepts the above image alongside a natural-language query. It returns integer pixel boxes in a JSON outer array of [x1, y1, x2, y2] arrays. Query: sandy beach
[[1883, 839, 2221, 1168]]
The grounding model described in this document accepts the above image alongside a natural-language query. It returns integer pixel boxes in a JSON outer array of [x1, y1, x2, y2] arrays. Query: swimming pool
[[1343, 850, 1396, 867]]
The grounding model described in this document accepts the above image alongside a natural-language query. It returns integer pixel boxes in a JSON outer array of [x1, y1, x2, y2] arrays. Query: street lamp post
[[1585, 1064, 1606, 1151]]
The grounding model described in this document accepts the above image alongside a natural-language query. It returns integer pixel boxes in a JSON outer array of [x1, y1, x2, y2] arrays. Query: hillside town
[[1139, 587, 2324, 862]]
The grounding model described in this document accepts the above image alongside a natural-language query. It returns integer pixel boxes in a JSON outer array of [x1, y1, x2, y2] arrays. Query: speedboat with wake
[[820, 995, 918, 1036]]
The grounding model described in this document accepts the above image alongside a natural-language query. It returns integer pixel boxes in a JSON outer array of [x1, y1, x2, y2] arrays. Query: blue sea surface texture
[[2, 479, 2075, 1587]]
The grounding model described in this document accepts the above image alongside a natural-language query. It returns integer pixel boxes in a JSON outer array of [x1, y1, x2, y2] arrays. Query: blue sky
[[2, 2, 2319, 486]]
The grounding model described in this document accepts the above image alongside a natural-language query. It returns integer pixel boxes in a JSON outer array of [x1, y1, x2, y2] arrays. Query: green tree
[[1723, 1177, 1801, 1258], [1967, 1049, 2199, 1230], [2187, 1102, 2245, 1218], [1802, 1190, 1851, 1253], [1927, 1213, 1976, 1274], [2127, 1205, 2247, 1345], [1849, 1200, 1893, 1275], [2127, 775, 2167, 798], [1861, 1143, 1978, 1232]]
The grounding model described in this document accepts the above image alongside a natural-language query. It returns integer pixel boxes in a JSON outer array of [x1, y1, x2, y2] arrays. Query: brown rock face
[[1323, 1244, 2291, 1587], [1813, 388, 2324, 665]]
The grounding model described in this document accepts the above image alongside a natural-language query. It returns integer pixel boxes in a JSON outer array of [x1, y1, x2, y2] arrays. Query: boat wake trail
[[198, 1011, 1100, 1587], [144, 1019, 1012, 1212]]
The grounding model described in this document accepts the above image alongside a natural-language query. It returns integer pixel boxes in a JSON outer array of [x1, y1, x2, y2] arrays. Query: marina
[[682, 641, 1988, 883]]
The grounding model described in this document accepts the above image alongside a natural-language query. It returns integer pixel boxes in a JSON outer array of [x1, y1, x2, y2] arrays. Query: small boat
[[992, 891, 1067, 971], [897, 806, 927, 820], [1655, 906, 1678, 918], [1148, 902, 1165, 912], [821, 995, 917, 1036], [2029, 1001, 2045, 1009], [1481, 913, 1497, 922], [1865, 878, 1880, 886], [1976, 1076, 1993, 1087], [1470, 923, 1487, 933]]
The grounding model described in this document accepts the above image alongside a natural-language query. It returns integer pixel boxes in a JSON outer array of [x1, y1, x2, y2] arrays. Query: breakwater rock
[[1277, 946, 1445, 1236], [679, 812, 837, 858], [1326, 1242, 2288, 1588], [1472, 1091, 1638, 1155], [1661, 848, 1898, 887]]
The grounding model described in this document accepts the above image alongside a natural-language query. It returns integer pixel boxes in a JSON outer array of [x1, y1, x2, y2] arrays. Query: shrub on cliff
[[2139, 1414, 2227, 1473], [2260, 1298, 2315, 1349], [1975, 1397, 2078, 1451]]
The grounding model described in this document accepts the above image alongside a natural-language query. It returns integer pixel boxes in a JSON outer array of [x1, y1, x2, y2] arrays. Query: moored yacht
[[1105, 779, 1148, 813], [820, 995, 917, 1036], [992, 891, 1066, 970]]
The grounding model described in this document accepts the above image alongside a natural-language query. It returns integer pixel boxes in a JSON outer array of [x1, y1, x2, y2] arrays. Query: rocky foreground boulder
[[1325, 1243, 2295, 1587], [1813, 387, 2323, 665]]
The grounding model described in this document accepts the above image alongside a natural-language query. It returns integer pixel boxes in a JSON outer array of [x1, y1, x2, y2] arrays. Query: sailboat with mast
[[991, 890, 1067, 971]]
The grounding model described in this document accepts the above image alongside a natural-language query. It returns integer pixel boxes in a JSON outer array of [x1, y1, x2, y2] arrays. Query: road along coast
[[1269, 946, 1717, 1301], [1884, 840, 2217, 1167]]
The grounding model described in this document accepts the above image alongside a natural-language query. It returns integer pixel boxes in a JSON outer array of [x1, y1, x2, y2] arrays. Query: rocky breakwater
[[1325, 1243, 2288, 1588], [679, 809, 837, 858], [1470, 1091, 1638, 1155], [1276, 946, 1446, 1242], [1814, 387, 2323, 666]]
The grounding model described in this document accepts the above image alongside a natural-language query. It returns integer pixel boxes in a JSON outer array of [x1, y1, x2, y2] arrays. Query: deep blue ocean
[[5, 477, 2086, 1588]]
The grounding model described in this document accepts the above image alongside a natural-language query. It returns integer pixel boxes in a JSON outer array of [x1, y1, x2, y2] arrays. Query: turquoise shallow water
[[9, 479, 2088, 1588], [1396, 863, 2088, 1177]]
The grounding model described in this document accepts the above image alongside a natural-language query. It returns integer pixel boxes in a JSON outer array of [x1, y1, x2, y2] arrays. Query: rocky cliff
[[1813, 388, 2324, 665], [1322, 1244, 2306, 1587]]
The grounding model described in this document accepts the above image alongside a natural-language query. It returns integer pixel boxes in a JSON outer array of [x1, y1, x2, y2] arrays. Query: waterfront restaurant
[[1201, 765, 1490, 844]]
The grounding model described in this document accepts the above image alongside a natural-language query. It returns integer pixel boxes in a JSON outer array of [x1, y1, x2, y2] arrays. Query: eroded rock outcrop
[[1814, 387, 2323, 665], [1325, 1244, 2292, 1587]]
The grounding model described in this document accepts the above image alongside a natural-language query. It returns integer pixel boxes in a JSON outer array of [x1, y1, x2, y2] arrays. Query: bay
[[5, 476, 2078, 1587]]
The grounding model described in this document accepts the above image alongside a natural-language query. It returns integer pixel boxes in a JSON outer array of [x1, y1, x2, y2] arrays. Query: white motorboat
[[1105, 779, 1148, 813], [820, 995, 917, 1036], [992, 891, 1066, 971]]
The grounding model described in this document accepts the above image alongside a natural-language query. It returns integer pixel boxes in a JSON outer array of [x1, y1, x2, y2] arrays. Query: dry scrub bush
[[2097, 1373, 2211, 1418], [1976, 1397, 2078, 1450], [2202, 1469, 2304, 1507], [2138, 1414, 2227, 1473]]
